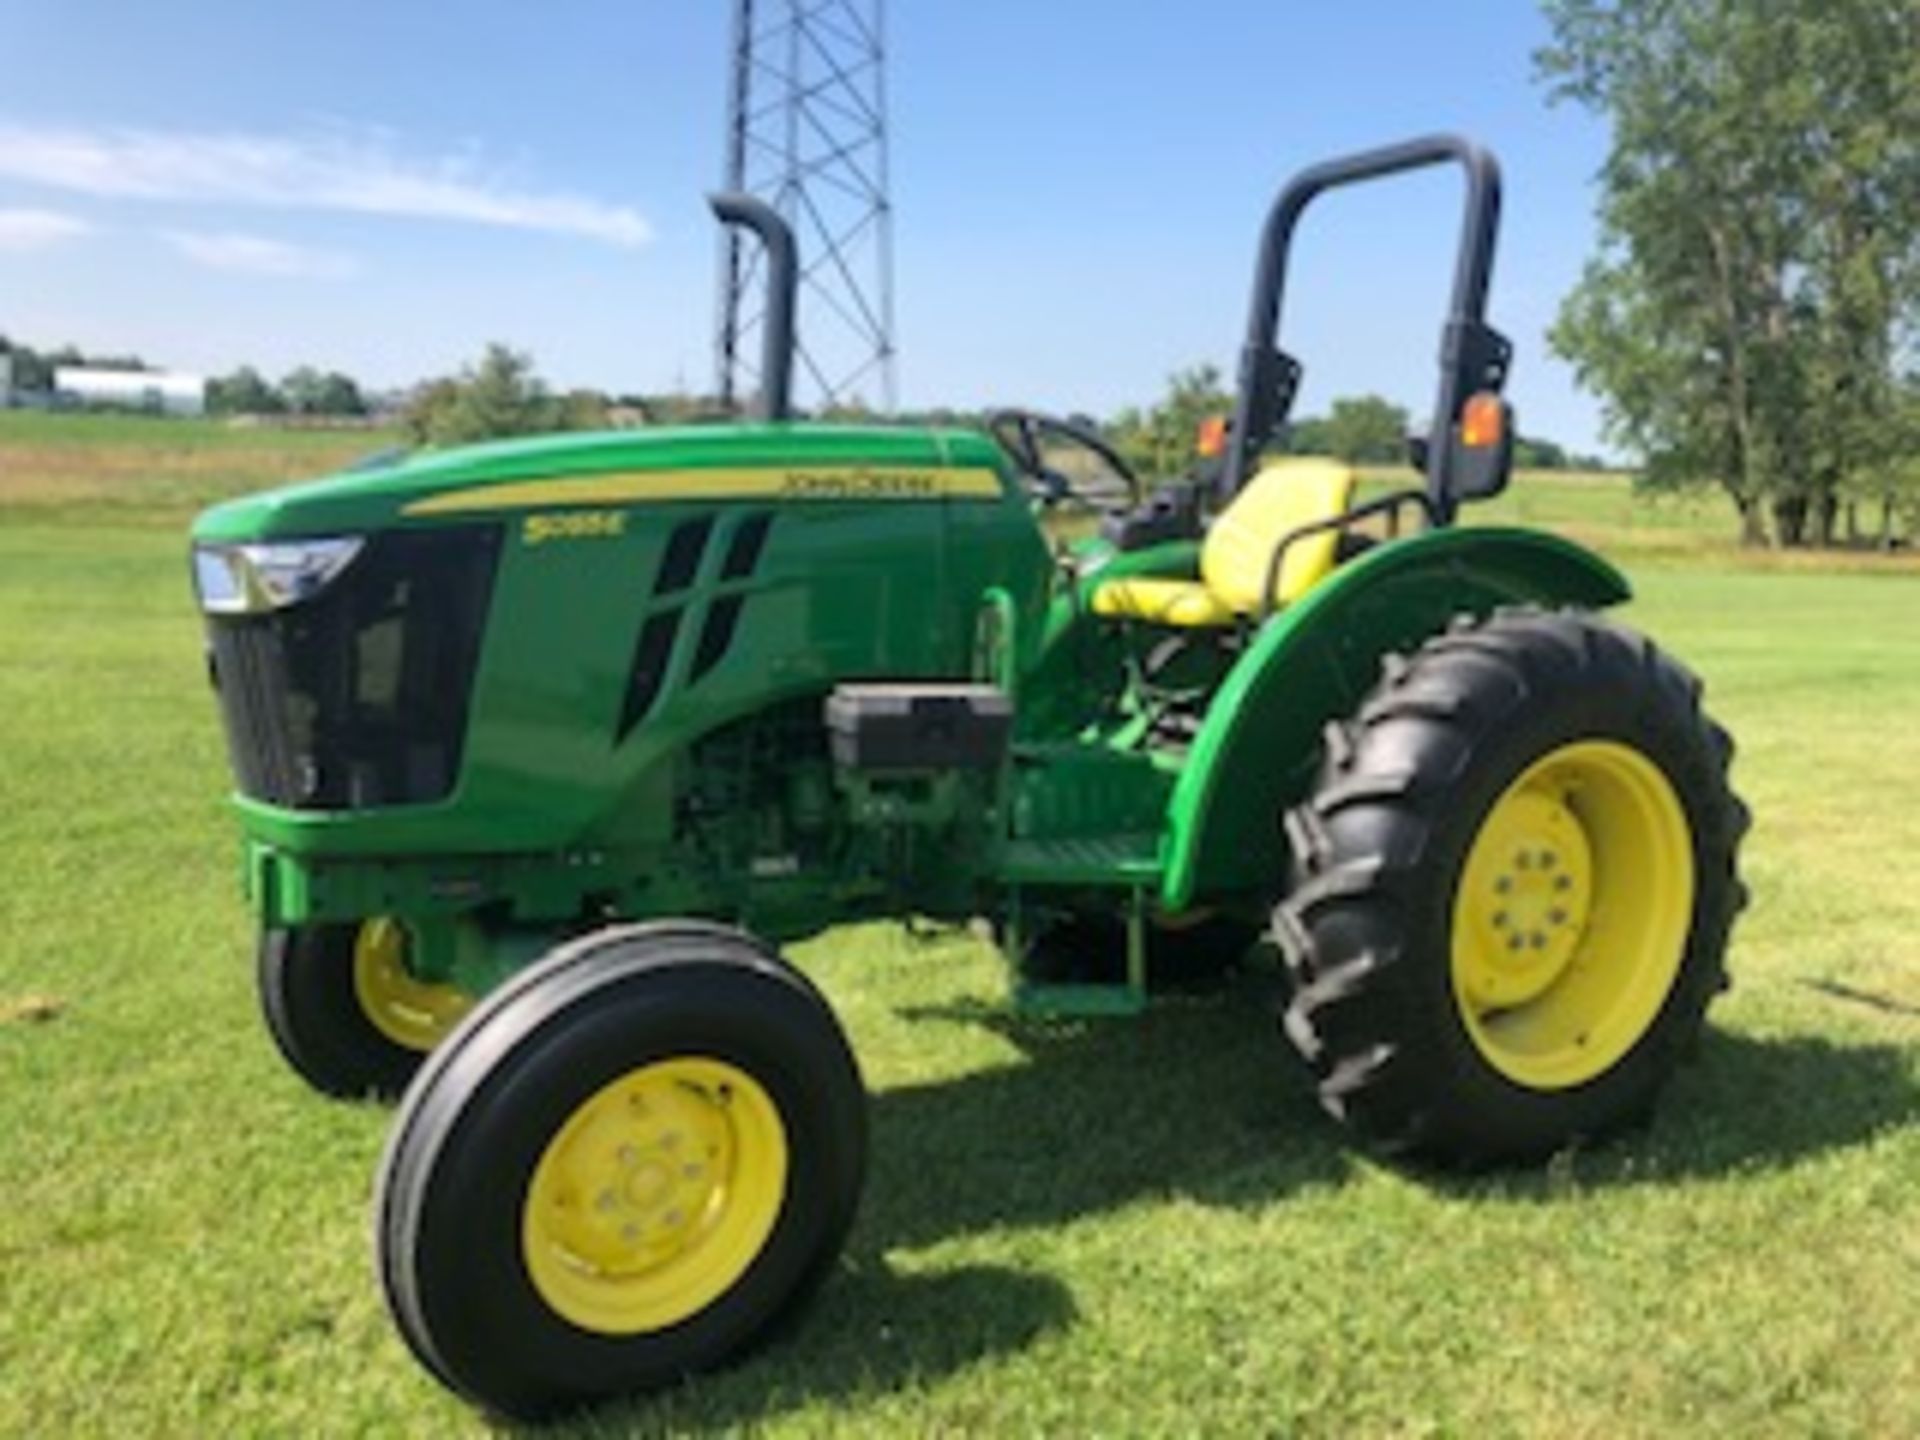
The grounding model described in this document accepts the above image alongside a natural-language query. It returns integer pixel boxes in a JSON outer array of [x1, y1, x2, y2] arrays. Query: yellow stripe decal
[[403, 464, 1004, 516]]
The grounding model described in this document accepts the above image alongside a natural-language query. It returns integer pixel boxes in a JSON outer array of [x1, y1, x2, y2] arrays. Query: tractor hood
[[191, 422, 1010, 543]]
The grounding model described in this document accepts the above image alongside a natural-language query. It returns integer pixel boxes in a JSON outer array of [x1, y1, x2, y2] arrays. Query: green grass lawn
[[1, 434, 1917, 1435]]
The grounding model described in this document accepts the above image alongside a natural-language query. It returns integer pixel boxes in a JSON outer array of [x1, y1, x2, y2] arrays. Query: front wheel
[[375, 921, 866, 1420], [1276, 609, 1749, 1163], [258, 920, 472, 1100]]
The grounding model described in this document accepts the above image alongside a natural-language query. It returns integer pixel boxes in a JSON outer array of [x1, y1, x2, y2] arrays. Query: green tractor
[[191, 136, 1746, 1418]]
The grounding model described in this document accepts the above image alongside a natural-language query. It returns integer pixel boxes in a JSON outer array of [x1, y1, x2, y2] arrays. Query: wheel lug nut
[[1549, 908, 1567, 925], [1492, 911, 1509, 929], [1540, 851, 1556, 870], [1530, 932, 1546, 949], [1495, 877, 1513, 895], [1555, 875, 1571, 892], [1515, 852, 1532, 871]]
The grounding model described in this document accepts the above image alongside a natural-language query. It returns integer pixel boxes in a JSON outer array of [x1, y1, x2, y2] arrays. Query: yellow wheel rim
[[350, 918, 472, 1053], [520, 1057, 789, 1335], [1450, 739, 1695, 1090]]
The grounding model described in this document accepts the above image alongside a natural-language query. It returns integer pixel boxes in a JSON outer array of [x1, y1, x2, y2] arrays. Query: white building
[[54, 366, 207, 417]]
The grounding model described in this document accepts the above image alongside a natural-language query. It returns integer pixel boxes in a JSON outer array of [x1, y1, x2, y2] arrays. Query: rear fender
[[1161, 526, 1629, 909]]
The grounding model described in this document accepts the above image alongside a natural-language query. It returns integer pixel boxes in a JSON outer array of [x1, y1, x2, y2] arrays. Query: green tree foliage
[[207, 366, 285, 416], [1103, 371, 1589, 477], [1106, 365, 1234, 478], [1514, 436, 1570, 470], [0, 336, 151, 392], [1321, 394, 1411, 464], [403, 344, 612, 447], [278, 367, 367, 417], [1539, 0, 1920, 546]]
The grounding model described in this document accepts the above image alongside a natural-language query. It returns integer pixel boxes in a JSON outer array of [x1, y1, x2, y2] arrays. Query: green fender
[[1160, 526, 1630, 910]]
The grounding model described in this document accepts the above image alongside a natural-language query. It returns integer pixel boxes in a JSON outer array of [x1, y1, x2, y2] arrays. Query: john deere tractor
[[190, 137, 1746, 1418]]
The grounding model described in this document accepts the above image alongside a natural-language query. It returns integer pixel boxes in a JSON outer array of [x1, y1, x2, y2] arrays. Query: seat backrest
[[1200, 457, 1358, 612]]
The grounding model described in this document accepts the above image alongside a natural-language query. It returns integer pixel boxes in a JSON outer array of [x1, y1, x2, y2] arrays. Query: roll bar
[[709, 192, 798, 422], [1220, 134, 1510, 525]]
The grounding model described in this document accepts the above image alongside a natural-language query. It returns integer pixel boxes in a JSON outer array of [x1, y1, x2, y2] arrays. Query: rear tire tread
[[1274, 607, 1747, 1164]]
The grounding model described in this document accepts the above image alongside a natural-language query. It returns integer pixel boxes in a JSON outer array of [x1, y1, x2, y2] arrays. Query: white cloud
[[0, 207, 92, 251], [160, 229, 358, 279], [0, 122, 650, 248]]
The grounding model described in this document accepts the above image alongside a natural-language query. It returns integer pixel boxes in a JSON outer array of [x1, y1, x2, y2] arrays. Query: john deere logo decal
[[780, 468, 940, 498], [407, 464, 1001, 516]]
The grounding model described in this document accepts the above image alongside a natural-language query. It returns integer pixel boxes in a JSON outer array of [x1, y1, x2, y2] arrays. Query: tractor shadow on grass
[[558, 1260, 1078, 1439], [546, 977, 1338, 1436], [865, 985, 1920, 1228], [863, 974, 1349, 1254], [544, 998, 1916, 1434], [1464, 1027, 1920, 1198]]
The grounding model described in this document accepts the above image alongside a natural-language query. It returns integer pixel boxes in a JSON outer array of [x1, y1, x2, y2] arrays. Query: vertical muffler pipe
[[709, 192, 797, 421]]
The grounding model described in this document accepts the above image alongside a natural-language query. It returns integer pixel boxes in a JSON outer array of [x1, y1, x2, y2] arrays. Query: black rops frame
[[709, 192, 799, 422], [1220, 134, 1511, 526]]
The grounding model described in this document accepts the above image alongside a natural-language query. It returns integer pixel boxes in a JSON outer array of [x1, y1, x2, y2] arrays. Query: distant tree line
[[401, 344, 614, 446], [1539, 0, 1920, 548], [1104, 365, 1605, 480], [4, 331, 1604, 477], [0, 335, 155, 391], [206, 365, 369, 418]]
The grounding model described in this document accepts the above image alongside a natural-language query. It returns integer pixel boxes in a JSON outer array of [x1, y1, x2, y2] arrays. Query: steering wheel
[[987, 409, 1141, 512]]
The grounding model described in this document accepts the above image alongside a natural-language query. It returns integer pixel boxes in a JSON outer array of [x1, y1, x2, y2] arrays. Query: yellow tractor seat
[[1091, 458, 1357, 627]]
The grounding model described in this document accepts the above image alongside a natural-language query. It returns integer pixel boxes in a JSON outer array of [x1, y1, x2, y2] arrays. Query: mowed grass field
[[1, 413, 1917, 1436]]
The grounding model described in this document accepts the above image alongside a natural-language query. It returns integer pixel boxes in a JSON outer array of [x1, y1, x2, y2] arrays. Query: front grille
[[205, 525, 501, 809]]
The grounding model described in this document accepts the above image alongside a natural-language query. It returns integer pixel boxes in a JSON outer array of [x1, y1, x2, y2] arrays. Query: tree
[[403, 344, 611, 446], [1282, 414, 1333, 456], [1539, 0, 1920, 546], [207, 366, 285, 416], [1514, 436, 1569, 470], [313, 371, 367, 417], [0, 337, 53, 391], [1322, 394, 1411, 464], [1107, 365, 1234, 478], [280, 366, 327, 416]]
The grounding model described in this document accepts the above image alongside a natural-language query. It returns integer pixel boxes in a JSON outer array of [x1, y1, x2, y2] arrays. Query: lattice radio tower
[[716, 0, 896, 415]]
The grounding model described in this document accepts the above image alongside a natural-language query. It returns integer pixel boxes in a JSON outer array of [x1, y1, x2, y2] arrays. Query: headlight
[[192, 537, 365, 614]]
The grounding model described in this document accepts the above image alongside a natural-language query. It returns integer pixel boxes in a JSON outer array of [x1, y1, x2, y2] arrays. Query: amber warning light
[[1460, 392, 1506, 449]]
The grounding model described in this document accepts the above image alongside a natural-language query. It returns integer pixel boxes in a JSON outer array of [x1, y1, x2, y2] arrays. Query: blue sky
[[0, 2, 1613, 452]]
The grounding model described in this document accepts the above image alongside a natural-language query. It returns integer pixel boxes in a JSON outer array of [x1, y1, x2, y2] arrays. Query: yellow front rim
[[1450, 740, 1695, 1090], [350, 918, 472, 1053], [521, 1057, 789, 1335]]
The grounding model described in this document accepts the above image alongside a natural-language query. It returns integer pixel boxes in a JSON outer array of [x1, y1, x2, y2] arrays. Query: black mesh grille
[[205, 524, 501, 809]]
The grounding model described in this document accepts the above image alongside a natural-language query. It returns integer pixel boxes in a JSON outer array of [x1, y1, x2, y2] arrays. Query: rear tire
[[375, 921, 866, 1421], [1275, 609, 1748, 1164], [258, 921, 469, 1100]]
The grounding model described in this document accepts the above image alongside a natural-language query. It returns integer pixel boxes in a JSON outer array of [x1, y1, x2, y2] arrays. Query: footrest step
[[999, 833, 1163, 886]]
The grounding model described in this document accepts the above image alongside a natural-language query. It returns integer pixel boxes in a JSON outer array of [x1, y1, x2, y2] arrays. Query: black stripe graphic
[[721, 512, 774, 579], [654, 516, 713, 595], [690, 596, 744, 682], [617, 609, 680, 738]]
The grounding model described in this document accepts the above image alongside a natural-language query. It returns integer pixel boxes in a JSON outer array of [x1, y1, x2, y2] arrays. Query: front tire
[[258, 920, 471, 1100], [1276, 609, 1748, 1163], [375, 921, 866, 1420]]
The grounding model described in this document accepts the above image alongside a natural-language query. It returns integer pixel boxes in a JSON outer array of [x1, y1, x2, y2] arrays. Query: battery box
[[825, 683, 1012, 772]]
